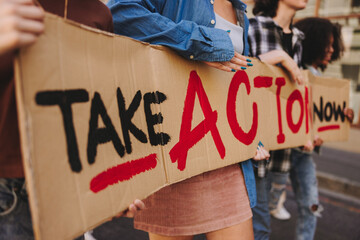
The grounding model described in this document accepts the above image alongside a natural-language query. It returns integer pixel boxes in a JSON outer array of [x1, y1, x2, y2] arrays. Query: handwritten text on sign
[[35, 71, 347, 193]]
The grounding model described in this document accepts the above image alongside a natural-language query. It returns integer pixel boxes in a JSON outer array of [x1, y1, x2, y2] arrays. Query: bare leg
[[148, 233, 193, 240], [206, 218, 254, 240]]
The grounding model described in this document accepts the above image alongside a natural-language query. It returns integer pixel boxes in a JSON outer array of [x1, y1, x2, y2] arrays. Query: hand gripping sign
[[14, 14, 350, 240]]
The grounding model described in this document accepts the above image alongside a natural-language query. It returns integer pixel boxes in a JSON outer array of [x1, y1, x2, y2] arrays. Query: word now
[[314, 96, 346, 123], [313, 96, 346, 132]]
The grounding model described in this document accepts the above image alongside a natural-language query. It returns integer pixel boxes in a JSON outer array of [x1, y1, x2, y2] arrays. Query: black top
[[282, 32, 294, 58]]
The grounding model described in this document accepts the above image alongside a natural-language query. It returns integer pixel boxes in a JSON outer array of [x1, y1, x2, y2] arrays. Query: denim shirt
[[108, 0, 249, 62], [108, 0, 256, 208]]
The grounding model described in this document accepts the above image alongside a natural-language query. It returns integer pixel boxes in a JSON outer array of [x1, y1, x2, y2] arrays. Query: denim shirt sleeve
[[108, 0, 234, 62]]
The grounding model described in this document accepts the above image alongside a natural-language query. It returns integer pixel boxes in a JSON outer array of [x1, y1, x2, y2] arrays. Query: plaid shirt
[[248, 16, 304, 178], [248, 16, 304, 65]]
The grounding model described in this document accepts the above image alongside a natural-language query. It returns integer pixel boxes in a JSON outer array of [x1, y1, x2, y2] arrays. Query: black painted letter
[[313, 96, 323, 122], [333, 101, 346, 122], [87, 92, 125, 164], [143, 91, 170, 146], [324, 102, 333, 122], [117, 88, 147, 154], [36, 89, 89, 173]]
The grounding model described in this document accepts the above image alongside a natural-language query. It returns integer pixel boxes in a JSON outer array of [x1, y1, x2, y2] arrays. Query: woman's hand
[[0, 0, 44, 55], [203, 52, 253, 72], [253, 142, 270, 161], [344, 108, 354, 123], [115, 199, 145, 218], [313, 135, 323, 147], [259, 50, 304, 85], [302, 140, 314, 152]]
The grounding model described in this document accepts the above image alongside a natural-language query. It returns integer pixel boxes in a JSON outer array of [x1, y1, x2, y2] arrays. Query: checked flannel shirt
[[248, 16, 304, 178]]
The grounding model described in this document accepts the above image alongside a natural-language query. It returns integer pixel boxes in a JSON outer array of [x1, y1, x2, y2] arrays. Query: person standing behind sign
[[282, 17, 354, 240], [0, 0, 134, 239], [293, 17, 354, 156], [295, 17, 354, 122], [295, 18, 344, 76], [108, 0, 270, 239], [249, 3, 353, 240], [292, 15, 354, 215], [247, 0, 310, 239]]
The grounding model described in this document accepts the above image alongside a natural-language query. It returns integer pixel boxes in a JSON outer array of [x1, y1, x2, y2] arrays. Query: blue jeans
[[268, 171, 289, 211], [253, 150, 320, 240], [0, 178, 34, 240], [290, 150, 320, 240], [252, 175, 271, 240], [252, 172, 288, 240]]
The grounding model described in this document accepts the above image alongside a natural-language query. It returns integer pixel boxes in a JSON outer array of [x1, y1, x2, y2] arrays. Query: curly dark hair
[[294, 18, 345, 71], [252, 0, 279, 17]]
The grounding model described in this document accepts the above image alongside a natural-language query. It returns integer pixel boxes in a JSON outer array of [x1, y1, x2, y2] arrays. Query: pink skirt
[[134, 164, 252, 236]]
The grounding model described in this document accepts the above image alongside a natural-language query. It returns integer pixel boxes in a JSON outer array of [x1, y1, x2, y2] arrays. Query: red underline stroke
[[317, 124, 340, 132], [90, 153, 157, 193]]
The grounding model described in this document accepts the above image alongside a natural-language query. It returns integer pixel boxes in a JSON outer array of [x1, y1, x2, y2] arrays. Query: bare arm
[[259, 50, 304, 85]]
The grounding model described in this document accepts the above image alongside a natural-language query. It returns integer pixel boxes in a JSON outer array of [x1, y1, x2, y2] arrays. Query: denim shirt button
[[210, 0, 214, 4], [189, 55, 194, 59], [210, 19, 215, 25]]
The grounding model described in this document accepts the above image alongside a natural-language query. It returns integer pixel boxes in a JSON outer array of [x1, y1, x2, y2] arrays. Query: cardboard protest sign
[[308, 72, 350, 141], [14, 14, 350, 240]]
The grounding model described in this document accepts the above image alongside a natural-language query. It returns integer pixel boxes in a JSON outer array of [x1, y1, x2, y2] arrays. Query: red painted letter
[[169, 71, 225, 171], [286, 90, 304, 133], [227, 71, 258, 145], [275, 77, 286, 143], [254, 76, 273, 88]]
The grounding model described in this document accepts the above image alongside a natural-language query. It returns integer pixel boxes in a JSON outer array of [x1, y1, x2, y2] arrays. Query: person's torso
[[215, 13, 244, 54], [248, 16, 304, 66], [159, 0, 246, 25], [110, 0, 250, 56]]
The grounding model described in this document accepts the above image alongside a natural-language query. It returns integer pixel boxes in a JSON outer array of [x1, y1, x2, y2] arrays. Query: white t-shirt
[[215, 13, 244, 54]]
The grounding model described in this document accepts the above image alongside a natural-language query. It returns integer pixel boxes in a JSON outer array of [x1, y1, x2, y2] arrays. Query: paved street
[[313, 147, 360, 183], [270, 187, 360, 240]]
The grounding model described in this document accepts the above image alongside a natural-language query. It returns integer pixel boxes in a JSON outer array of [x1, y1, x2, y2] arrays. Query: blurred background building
[[245, 0, 360, 125]]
